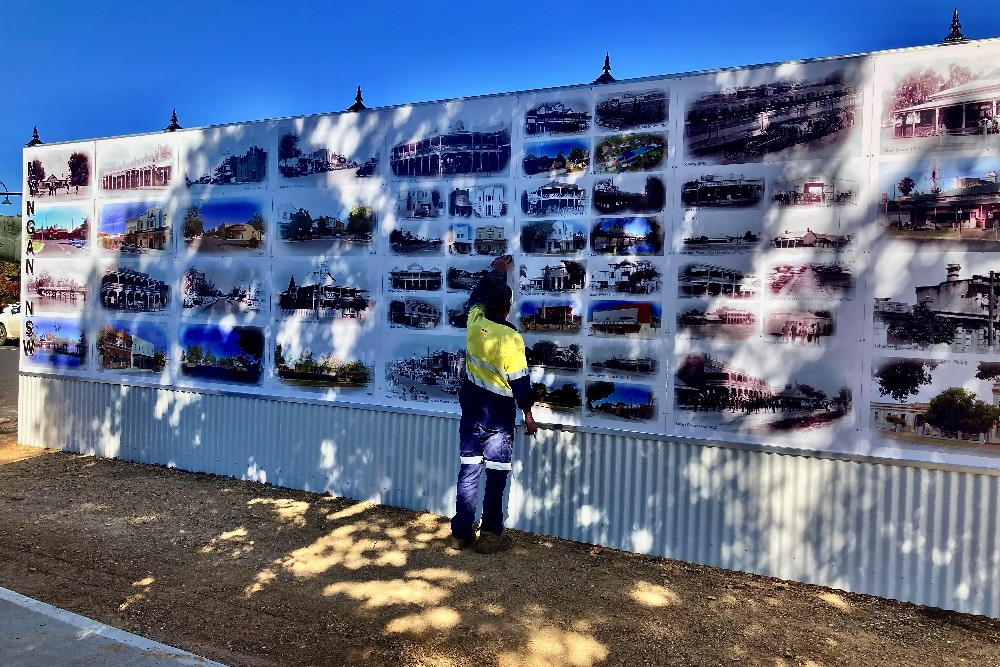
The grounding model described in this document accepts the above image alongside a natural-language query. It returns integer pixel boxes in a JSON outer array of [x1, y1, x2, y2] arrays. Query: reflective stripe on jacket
[[465, 304, 529, 398]]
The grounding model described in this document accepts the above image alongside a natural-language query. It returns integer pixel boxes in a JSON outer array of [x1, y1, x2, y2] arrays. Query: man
[[451, 254, 536, 554]]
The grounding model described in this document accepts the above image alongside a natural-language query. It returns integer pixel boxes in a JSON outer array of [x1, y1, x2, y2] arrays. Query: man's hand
[[522, 410, 537, 437], [491, 254, 514, 274]]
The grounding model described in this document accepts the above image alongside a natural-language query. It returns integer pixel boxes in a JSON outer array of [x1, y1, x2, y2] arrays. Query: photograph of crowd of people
[[26, 146, 93, 200]]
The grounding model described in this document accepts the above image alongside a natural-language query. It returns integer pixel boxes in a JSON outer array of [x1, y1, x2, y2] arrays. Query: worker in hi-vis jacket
[[450, 253, 537, 554]]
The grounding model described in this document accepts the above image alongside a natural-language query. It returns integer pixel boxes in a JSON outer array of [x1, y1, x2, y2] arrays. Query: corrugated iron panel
[[16, 374, 1000, 617]]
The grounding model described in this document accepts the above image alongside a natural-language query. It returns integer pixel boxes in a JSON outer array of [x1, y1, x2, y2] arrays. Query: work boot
[[475, 531, 513, 554], [450, 534, 477, 550]]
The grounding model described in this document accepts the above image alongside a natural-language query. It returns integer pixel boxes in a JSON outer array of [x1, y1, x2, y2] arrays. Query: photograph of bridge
[[26, 264, 89, 314], [22, 317, 87, 370]]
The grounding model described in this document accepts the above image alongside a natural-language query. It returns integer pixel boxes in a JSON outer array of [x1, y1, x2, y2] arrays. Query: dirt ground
[[0, 433, 998, 667]]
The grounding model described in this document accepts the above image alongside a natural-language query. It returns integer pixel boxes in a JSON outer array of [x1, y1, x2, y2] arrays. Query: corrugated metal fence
[[18, 374, 1000, 617]]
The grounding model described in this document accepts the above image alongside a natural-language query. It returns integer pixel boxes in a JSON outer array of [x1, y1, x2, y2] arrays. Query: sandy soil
[[0, 434, 998, 667]]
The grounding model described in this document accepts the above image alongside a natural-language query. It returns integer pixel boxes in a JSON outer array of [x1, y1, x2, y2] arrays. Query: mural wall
[[21, 38, 1000, 470]]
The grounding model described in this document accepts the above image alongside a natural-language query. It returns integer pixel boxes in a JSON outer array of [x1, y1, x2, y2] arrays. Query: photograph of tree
[[384, 335, 465, 402], [678, 258, 760, 299], [181, 260, 267, 317], [275, 260, 373, 322], [524, 98, 591, 136], [274, 190, 376, 255], [593, 175, 665, 215], [182, 199, 266, 255], [675, 350, 852, 433], [184, 129, 267, 187], [98, 263, 170, 314], [532, 377, 583, 413], [682, 174, 764, 209], [877, 156, 1000, 250], [879, 55, 1000, 154], [273, 331, 374, 391], [871, 357, 1000, 451], [585, 380, 656, 422], [588, 258, 662, 296], [519, 299, 583, 334], [590, 217, 664, 256], [595, 88, 668, 131], [767, 262, 854, 299], [588, 300, 661, 338], [518, 259, 585, 295], [97, 140, 172, 195], [684, 66, 860, 164], [677, 299, 757, 340], [524, 339, 583, 371], [588, 341, 659, 377], [593, 133, 666, 173], [179, 324, 264, 385], [522, 139, 589, 177], [518, 220, 588, 255], [98, 202, 170, 255], [26, 263, 89, 314], [21, 317, 87, 370], [276, 112, 381, 183], [96, 319, 169, 376], [26, 205, 90, 256], [26, 146, 93, 199]]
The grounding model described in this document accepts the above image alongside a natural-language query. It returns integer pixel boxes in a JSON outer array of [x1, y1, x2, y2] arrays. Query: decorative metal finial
[[164, 108, 182, 132], [347, 85, 367, 112], [25, 126, 43, 147], [941, 7, 969, 44], [594, 52, 616, 84]]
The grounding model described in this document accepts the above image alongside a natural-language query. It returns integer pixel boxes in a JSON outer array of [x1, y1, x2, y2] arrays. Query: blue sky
[[199, 200, 262, 231], [99, 202, 161, 234], [1, 1, 997, 207]]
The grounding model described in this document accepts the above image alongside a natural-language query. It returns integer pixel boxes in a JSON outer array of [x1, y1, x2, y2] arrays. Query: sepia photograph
[[98, 262, 171, 314], [677, 300, 757, 340], [676, 210, 762, 254], [524, 97, 592, 136], [520, 181, 588, 218], [523, 139, 589, 177], [524, 339, 583, 372], [592, 174, 666, 215], [769, 223, 854, 250], [274, 188, 377, 256], [179, 324, 264, 386], [181, 260, 267, 318], [588, 258, 662, 296], [518, 219, 588, 255], [771, 172, 857, 207], [593, 133, 666, 173], [446, 221, 509, 256], [25, 262, 89, 314], [98, 202, 170, 255], [25, 145, 93, 200], [388, 297, 442, 330], [585, 380, 657, 422], [448, 184, 508, 218], [21, 317, 88, 370], [97, 319, 169, 377], [275, 112, 381, 183], [767, 262, 854, 299], [97, 139, 173, 195], [595, 87, 668, 131], [588, 300, 661, 338], [590, 217, 664, 256], [518, 259, 585, 295], [519, 299, 583, 334], [182, 199, 267, 255], [26, 205, 90, 257], [678, 258, 760, 299], [274, 260, 374, 323], [385, 334, 466, 402], [273, 323, 376, 393], [764, 308, 834, 345], [390, 119, 511, 178]]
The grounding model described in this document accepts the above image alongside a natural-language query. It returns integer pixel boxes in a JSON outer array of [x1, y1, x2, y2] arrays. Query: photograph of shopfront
[[525, 100, 591, 135], [101, 146, 173, 192], [391, 122, 511, 177], [589, 300, 661, 338], [388, 298, 442, 329], [97, 322, 167, 373], [386, 342, 465, 400], [99, 267, 170, 313], [389, 264, 443, 291], [277, 264, 373, 321], [678, 261, 759, 299]]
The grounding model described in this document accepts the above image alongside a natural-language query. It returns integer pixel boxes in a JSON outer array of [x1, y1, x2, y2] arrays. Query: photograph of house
[[519, 299, 583, 333], [97, 320, 168, 375], [518, 260, 585, 294], [768, 263, 854, 298], [22, 318, 87, 369], [685, 70, 859, 163], [390, 121, 511, 178], [396, 188, 443, 219], [585, 380, 657, 421], [276, 263, 373, 322], [594, 133, 666, 173], [186, 143, 267, 186], [682, 174, 765, 208], [27, 205, 89, 256], [181, 264, 265, 316], [100, 145, 173, 192], [677, 303, 757, 340], [772, 173, 856, 206], [388, 264, 442, 291], [447, 223, 507, 256], [98, 202, 170, 254], [524, 340, 583, 371], [678, 261, 760, 299], [180, 324, 264, 385], [182, 199, 266, 254], [595, 88, 668, 131], [275, 198, 375, 254], [388, 298, 442, 329], [525, 99, 591, 135], [590, 217, 664, 256], [592, 175, 666, 214], [771, 227, 852, 250], [589, 300, 661, 338], [27, 265, 88, 314], [448, 185, 507, 218], [26, 146, 92, 199], [99, 266, 170, 313], [519, 220, 587, 255], [589, 259, 661, 295], [385, 338, 466, 401], [520, 181, 587, 217], [522, 139, 589, 176]]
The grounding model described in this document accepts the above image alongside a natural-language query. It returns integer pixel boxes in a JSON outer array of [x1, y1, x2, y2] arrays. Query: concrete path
[[0, 586, 227, 667]]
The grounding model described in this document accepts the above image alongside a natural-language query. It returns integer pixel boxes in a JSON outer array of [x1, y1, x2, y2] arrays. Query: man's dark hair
[[484, 284, 513, 318]]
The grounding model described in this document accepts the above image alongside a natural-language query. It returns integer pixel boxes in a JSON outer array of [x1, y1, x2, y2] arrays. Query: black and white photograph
[[585, 380, 658, 423], [518, 299, 583, 334], [273, 321, 377, 397], [446, 221, 510, 256], [389, 105, 512, 178], [26, 204, 91, 257], [25, 144, 93, 200], [588, 300, 661, 339], [518, 258, 585, 295], [179, 324, 264, 386], [518, 220, 588, 255], [524, 338, 583, 372], [275, 113, 382, 184], [678, 257, 761, 299], [97, 137, 173, 196], [524, 97, 592, 136], [682, 173, 765, 209], [183, 126, 269, 189], [588, 258, 662, 296], [181, 259, 268, 319], [520, 181, 588, 218], [274, 187, 379, 256], [389, 220, 445, 256], [523, 139, 589, 177], [97, 202, 171, 256], [388, 296, 443, 330], [445, 296, 472, 329], [447, 184, 509, 218], [590, 217, 665, 256], [768, 222, 855, 251], [587, 340, 660, 378], [771, 171, 858, 208], [181, 198, 268, 256], [97, 261, 172, 315], [385, 334, 466, 403], [592, 174, 666, 215], [274, 259, 375, 323], [767, 261, 855, 299], [25, 261, 89, 314], [683, 64, 862, 164], [593, 133, 666, 174], [395, 186, 444, 219], [764, 308, 834, 345], [21, 317, 88, 371], [677, 299, 757, 341], [96, 318, 170, 380], [388, 262, 443, 292], [675, 209, 763, 254], [595, 87, 669, 131], [446, 261, 491, 292], [531, 374, 583, 414]]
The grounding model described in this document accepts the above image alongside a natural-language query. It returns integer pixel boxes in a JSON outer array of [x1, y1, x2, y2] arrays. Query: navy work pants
[[450, 423, 513, 539]]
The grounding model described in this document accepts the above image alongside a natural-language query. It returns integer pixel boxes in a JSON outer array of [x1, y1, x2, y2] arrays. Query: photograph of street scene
[[676, 211, 762, 254], [518, 220, 587, 255], [27, 205, 89, 256], [385, 335, 465, 402], [277, 126, 379, 182], [446, 261, 490, 292], [590, 217, 664, 256], [589, 259, 662, 296], [677, 300, 757, 341], [682, 173, 765, 209], [181, 261, 267, 317], [96, 319, 168, 377], [98, 202, 170, 255], [595, 88, 668, 131], [585, 380, 657, 422], [98, 142, 172, 194], [764, 308, 834, 345], [593, 133, 666, 173], [22, 317, 87, 370], [531, 377, 583, 413], [275, 196, 375, 255], [524, 98, 591, 136], [592, 175, 665, 215], [389, 222, 445, 255], [674, 350, 853, 434], [179, 324, 264, 385], [522, 139, 589, 177], [26, 146, 92, 199], [871, 356, 1000, 452], [767, 262, 855, 299], [878, 157, 1000, 250], [771, 171, 857, 207], [184, 133, 267, 187], [182, 199, 267, 255], [26, 264, 88, 314], [445, 297, 471, 329], [684, 68, 859, 164], [98, 264, 170, 314], [275, 261, 374, 322], [396, 187, 444, 219]]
